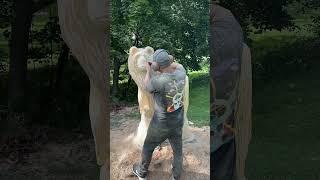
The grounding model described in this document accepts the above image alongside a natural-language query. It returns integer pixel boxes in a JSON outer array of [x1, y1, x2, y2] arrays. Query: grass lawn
[[187, 70, 210, 127], [246, 58, 320, 179]]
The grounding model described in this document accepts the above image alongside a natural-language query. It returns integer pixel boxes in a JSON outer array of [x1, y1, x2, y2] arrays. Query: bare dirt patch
[[110, 106, 210, 180]]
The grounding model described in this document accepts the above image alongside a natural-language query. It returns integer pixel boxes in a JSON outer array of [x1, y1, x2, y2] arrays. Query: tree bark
[[7, 0, 33, 132], [125, 74, 132, 100], [111, 58, 120, 97]]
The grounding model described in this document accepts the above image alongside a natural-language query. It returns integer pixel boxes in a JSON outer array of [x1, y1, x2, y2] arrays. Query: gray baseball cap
[[153, 49, 171, 69]]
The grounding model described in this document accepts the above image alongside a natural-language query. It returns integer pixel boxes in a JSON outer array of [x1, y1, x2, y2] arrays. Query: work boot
[[133, 163, 147, 180], [169, 175, 179, 180]]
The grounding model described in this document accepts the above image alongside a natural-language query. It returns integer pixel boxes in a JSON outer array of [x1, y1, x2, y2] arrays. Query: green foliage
[[298, 0, 320, 8], [311, 15, 320, 36], [0, 0, 13, 60], [288, 0, 320, 37], [168, 0, 209, 70], [252, 34, 320, 82], [0, 0, 13, 28], [0, 47, 6, 73], [111, 0, 209, 71], [219, 0, 295, 40], [28, 16, 62, 63]]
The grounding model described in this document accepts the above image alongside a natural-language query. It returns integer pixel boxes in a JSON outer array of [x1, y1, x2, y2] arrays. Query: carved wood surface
[[234, 44, 252, 180], [128, 46, 193, 148], [57, 0, 109, 179]]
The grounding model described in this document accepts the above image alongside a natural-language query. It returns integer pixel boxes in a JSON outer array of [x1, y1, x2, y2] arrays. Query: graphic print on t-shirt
[[165, 79, 185, 113]]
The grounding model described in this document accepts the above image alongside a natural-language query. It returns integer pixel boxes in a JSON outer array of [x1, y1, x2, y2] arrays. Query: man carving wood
[[133, 49, 187, 180]]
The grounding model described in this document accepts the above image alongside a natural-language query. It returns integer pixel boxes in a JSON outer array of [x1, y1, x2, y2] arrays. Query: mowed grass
[[187, 70, 210, 127], [246, 68, 320, 179]]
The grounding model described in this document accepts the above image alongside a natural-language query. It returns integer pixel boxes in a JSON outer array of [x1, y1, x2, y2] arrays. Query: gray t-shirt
[[145, 65, 186, 129]]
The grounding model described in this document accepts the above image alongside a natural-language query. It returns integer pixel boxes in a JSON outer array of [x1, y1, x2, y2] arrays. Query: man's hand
[[143, 62, 152, 91], [145, 62, 151, 72]]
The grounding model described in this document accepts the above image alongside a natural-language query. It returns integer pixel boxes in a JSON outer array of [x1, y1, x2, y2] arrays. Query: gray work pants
[[137, 125, 183, 179]]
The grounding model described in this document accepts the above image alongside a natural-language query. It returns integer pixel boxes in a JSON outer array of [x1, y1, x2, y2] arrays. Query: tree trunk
[[111, 58, 120, 97], [6, 0, 33, 133], [124, 73, 132, 99], [54, 42, 70, 93]]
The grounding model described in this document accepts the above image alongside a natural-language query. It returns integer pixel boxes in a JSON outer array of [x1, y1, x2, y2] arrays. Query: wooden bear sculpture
[[128, 46, 194, 148]]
